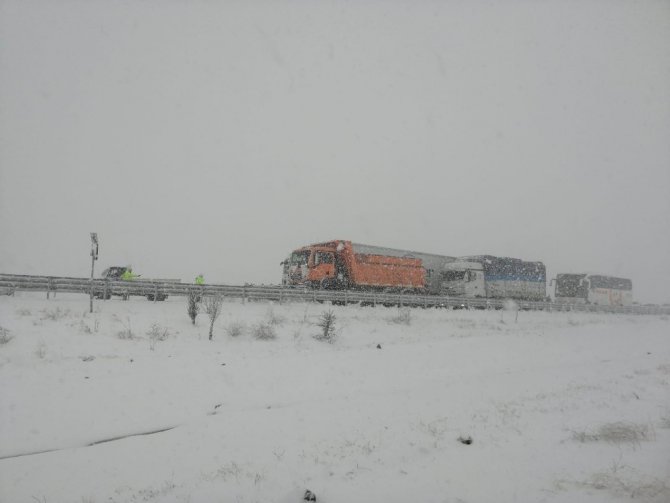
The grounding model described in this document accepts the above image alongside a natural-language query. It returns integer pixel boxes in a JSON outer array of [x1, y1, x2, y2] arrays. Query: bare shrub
[[252, 322, 276, 340], [558, 462, 670, 502], [15, 307, 31, 316], [314, 310, 337, 343], [501, 299, 519, 322], [571, 422, 653, 445], [225, 321, 246, 338], [203, 295, 224, 340], [146, 323, 170, 350], [35, 341, 47, 359], [0, 326, 13, 345], [265, 307, 285, 326], [389, 308, 412, 325], [116, 317, 135, 340], [418, 417, 449, 448], [80, 318, 99, 334], [187, 289, 201, 325], [41, 307, 69, 321]]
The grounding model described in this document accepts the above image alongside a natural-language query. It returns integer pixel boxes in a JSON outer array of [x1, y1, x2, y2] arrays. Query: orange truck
[[282, 240, 454, 292]]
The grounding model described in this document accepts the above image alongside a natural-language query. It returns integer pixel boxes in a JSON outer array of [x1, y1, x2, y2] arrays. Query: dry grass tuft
[[388, 308, 412, 325], [571, 422, 653, 445]]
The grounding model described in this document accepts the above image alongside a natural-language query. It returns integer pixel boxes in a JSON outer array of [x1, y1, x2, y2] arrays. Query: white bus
[[553, 273, 633, 306]]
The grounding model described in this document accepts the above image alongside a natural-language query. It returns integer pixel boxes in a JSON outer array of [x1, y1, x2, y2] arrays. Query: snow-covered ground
[[1, 293, 669, 503]]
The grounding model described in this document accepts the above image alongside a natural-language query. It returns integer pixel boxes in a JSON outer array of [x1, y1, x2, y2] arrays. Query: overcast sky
[[1, 1, 669, 303]]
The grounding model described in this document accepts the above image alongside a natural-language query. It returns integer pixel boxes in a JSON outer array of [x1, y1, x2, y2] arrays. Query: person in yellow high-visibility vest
[[195, 274, 204, 285], [121, 267, 139, 281]]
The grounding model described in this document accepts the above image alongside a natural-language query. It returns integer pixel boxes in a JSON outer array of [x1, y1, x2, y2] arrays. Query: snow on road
[[1, 293, 669, 502]]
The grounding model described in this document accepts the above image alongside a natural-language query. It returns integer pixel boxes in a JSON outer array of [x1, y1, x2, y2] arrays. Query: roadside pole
[[89, 233, 99, 313]]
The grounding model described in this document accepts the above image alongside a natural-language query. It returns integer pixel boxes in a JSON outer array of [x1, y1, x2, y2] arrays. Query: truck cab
[[284, 246, 341, 289], [439, 261, 485, 298]]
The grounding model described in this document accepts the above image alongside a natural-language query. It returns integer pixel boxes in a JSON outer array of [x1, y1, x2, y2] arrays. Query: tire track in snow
[[0, 425, 178, 461]]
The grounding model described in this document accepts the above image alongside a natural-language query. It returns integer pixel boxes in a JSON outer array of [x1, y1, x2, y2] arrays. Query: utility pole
[[89, 233, 99, 313]]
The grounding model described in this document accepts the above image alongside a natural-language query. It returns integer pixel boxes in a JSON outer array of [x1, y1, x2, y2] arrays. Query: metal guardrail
[[1, 273, 668, 315]]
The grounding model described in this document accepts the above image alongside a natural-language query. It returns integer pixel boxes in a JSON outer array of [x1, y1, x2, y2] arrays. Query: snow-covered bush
[[40, 307, 69, 321], [252, 322, 276, 340], [225, 321, 246, 338], [0, 326, 13, 345]]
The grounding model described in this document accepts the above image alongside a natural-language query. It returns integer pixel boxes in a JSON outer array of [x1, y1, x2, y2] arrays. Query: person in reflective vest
[[195, 274, 204, 285], [121, 267, 138, 281]]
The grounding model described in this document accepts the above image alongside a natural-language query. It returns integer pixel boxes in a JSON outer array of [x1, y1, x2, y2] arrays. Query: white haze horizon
[[1, 1, 669, 303]]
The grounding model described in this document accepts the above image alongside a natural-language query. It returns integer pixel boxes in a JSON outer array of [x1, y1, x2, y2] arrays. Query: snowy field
[[1, 293, 669, 503]]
